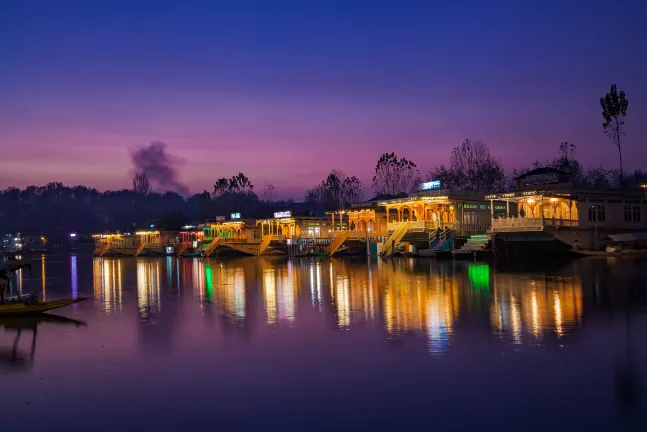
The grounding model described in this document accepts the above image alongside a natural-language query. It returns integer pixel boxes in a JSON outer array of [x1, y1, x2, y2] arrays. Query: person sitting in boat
[[0, 270, 8, 304]]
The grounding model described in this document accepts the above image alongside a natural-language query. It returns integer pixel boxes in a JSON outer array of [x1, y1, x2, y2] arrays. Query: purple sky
[[1, 0, 646, 199]]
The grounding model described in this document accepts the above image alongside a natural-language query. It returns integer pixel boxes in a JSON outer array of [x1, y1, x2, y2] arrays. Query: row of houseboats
[[93, 169, 647, 260]]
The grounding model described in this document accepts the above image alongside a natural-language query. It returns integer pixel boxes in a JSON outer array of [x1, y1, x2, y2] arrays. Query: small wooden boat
[[0, 258, 31, 274], [0, 295, 86, 316]]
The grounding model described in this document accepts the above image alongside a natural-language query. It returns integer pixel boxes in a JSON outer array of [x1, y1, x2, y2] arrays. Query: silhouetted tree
[[228, 173, 254, 193], [213, 178, 229, 197], [372, 153, 418, 195], [430, 139, 504, 192], [158, 211, 187, 231], [305, 170, 363, 210], [263, 181, 276, 202], [601, 84, 629, 180], [132, 172, 151, 195]]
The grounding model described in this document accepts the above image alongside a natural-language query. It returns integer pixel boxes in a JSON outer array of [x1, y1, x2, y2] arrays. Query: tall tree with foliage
[[132, 172, 151, 195], [228, 173, 254, 193], [212, 178, 229, 198], [372, 153, 419, 195], [600, 84, 629, 181], [430, 139, 504, 192]]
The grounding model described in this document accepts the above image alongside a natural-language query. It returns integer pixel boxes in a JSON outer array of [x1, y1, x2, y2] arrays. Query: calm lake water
[[2, 254, 647, 431]]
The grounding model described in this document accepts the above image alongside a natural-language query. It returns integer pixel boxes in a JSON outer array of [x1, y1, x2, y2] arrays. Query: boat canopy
[[608, 232, 647, 242]]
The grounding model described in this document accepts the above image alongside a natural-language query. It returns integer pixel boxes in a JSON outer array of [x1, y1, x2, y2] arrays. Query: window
[[624, 205, 641, 223], [589, 205, 606, 222]]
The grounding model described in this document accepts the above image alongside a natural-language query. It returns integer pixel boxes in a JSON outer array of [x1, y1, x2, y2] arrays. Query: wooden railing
[[490, 217, 579, 232]]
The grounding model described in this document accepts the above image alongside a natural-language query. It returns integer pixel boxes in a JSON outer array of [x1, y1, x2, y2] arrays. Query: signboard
[[230, 213, 241, 219], [274, 211, 292, 219], [421, 180, 441, 190], [524, 173, 558, 185], [216, 216, 226, 222]]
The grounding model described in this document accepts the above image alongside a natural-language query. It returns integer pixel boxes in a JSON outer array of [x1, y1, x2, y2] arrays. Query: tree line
[[1, 84, 640, 237]]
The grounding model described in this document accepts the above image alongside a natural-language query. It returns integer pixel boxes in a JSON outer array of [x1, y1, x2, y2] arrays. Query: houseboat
[[198, 217, 269, 256], [256, 211, 333, 256], [376, 182, 491, 257], [326, 195, 390, 256], [486, 167, 647, 263]]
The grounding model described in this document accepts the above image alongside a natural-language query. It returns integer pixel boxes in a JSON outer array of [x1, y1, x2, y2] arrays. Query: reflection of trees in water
[[92, 258, 124, 314]]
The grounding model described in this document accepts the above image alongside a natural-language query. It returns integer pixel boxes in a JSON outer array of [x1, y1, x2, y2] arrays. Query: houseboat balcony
[[490, 217, 579, 232]]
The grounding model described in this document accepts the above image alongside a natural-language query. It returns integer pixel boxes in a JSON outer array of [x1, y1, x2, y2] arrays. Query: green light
[[205, 264, 214, 300], [468, 264, 490, 291]]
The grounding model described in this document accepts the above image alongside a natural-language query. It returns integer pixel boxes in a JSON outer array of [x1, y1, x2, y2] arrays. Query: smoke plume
[[131, 141, 189, 196]]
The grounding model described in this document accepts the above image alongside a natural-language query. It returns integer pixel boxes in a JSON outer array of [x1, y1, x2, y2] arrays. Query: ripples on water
[[3, 254, 647, 431]]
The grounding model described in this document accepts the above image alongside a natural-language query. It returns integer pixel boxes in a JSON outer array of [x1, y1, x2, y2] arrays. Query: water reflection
[[86, 257, 592, 354], [92, 258, 124, 314], [0, 314, 86, 371], [41, 254, 46, 301], [262, 259, 298, 324], [71, 255, 78, 298], [491, 274, 583, 345], [136, 260, 161, 321], [9, 254, 647, 430], [381, 261, 458, 354], [204, 262, 246, 322]]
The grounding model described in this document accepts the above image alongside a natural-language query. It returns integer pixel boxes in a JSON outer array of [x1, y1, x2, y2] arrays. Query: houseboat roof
[[377, 189, 486, 205], [256, 215, 330, 223], [485, 187, 646, 201]]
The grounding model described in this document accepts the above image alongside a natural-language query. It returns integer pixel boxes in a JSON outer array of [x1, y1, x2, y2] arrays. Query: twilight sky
[[1, 0, 646, 199]]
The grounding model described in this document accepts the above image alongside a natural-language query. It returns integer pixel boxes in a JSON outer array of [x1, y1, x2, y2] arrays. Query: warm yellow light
[[527, 198, 534, 204], [135, 231, 160, 235], [550, 198, 557, 203]]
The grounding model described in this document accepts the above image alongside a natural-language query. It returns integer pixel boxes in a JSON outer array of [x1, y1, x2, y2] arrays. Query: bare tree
[[341, 175, 364, 206], [132, 172, 151, 195], [263, 181, 277, 202], [372, 153, 418, 195], [431, 139, 504, 193], [601, 84, 629, 181]]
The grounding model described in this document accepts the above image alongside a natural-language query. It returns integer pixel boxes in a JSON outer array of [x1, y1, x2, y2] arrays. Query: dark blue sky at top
[[1, 0, 646, 196]]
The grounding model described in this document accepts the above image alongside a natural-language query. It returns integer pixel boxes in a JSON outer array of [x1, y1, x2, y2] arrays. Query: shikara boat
[[0, 295, 86, 316], [0, 258, 31, 274]]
